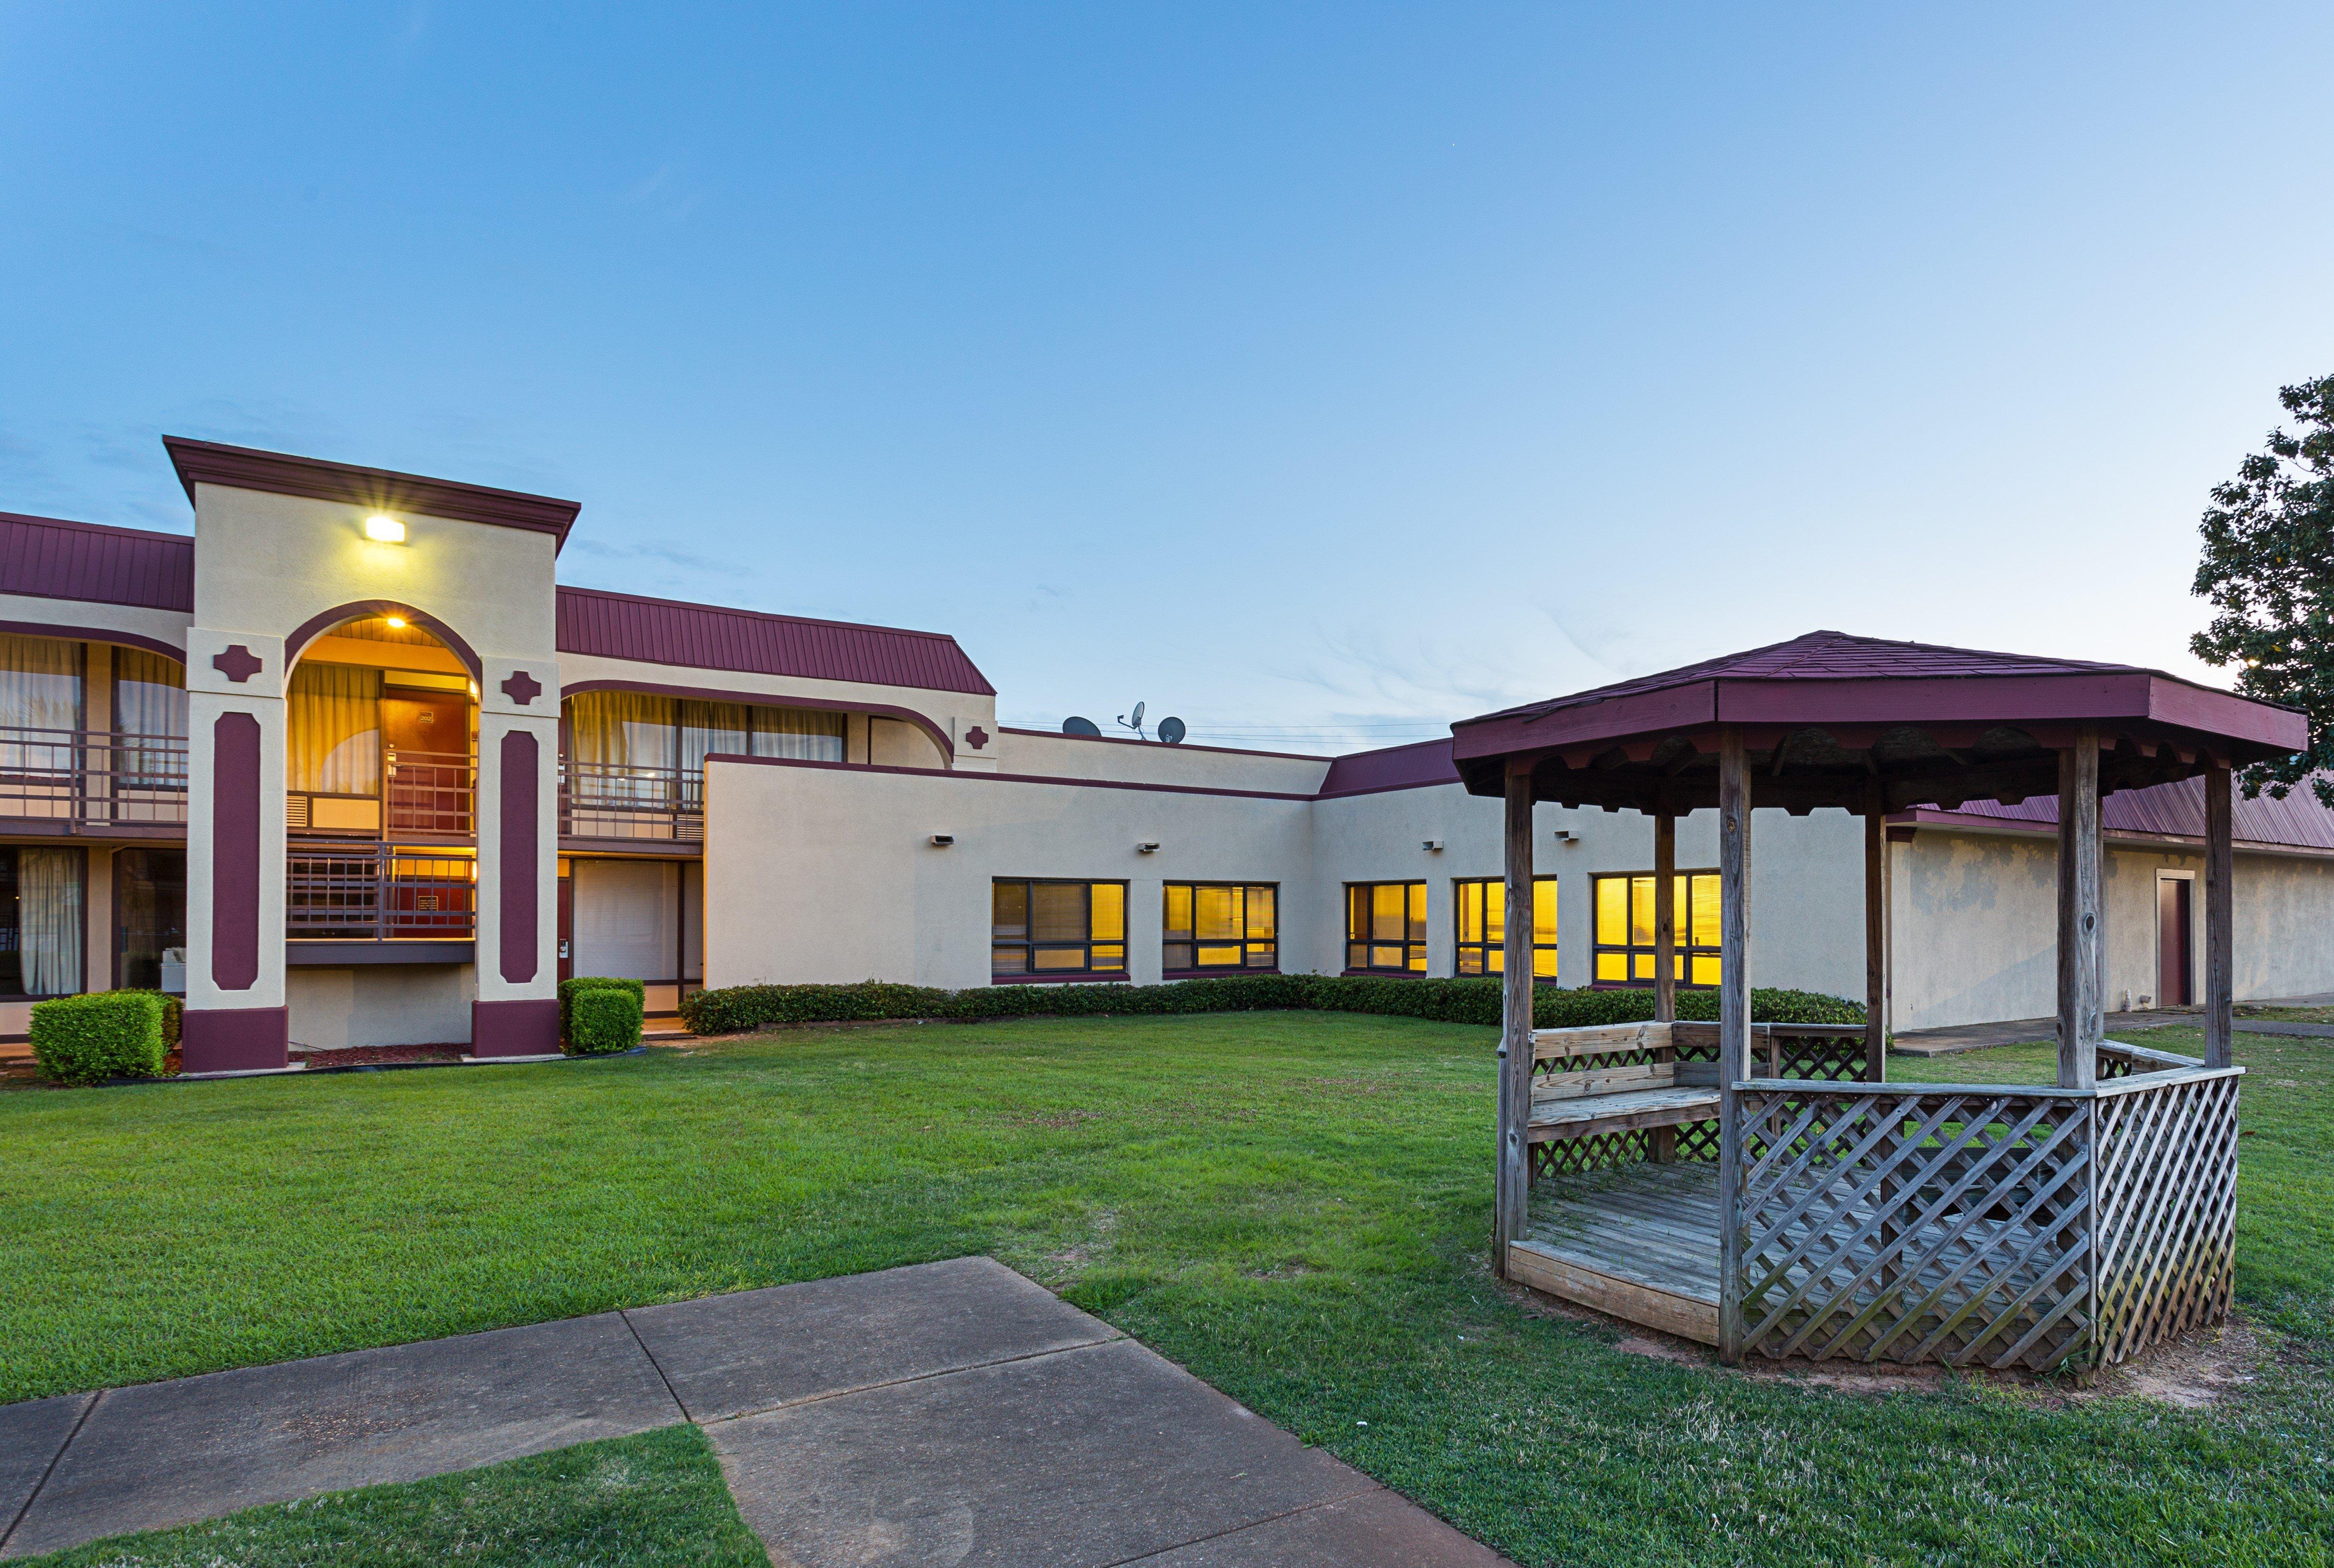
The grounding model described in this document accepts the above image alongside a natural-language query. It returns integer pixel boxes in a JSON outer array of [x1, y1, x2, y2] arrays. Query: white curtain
[[17, 847, 81, 996], [0, 635, 81, 733], [112, 649, 187, 737], [751, 706, 845, 762], [568, 692, 676, 805], [679, 701, 750, 774], [288, 664, 382, 795]]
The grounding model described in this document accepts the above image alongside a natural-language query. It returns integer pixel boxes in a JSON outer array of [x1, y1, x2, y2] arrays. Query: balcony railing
[[288, 748, 475, 840], [560, 761, 705, 843], [286, 843, 476, 941], [0, 727, 188, 827]]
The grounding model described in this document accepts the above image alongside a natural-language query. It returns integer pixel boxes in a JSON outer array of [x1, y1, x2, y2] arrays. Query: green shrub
[[560, 976, 646, 1042], [106, 988, 183, 1048], [567, 987, 644, 1055], [677, 971, 1859, 1037], [31, 991, 169, 1084]]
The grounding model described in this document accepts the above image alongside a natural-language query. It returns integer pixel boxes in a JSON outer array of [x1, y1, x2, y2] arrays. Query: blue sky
[[5, 4, 2331, 751]]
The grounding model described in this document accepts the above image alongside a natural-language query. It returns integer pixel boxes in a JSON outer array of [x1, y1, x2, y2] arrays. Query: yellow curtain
[[288, 664, 381, 795]]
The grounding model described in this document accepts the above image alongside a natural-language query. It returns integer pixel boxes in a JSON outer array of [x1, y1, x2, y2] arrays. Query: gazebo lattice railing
[[1452, 631, 2299, 1371]]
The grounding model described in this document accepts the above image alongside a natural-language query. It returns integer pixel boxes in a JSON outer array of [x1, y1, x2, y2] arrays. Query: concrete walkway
[[0, 1258, 1507, 1566]]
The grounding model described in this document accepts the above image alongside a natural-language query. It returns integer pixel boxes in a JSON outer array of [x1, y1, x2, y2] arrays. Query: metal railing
[[0, 727, 188, 826], [286, 843, 476, 941], [559, 760, 705, 842]]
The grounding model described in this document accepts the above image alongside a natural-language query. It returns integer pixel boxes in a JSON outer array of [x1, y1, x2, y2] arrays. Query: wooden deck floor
[[1509, 1163, 1724, 1344]]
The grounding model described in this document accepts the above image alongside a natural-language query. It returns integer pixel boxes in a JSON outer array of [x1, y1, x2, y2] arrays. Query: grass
[[14, 1424, 766, 1568], [4, 1010, 2331, 1566]]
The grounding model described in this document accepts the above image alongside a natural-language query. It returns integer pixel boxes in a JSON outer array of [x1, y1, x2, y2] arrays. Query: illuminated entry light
[[364, 515, 407, 543], [384, 616, 408, 630]]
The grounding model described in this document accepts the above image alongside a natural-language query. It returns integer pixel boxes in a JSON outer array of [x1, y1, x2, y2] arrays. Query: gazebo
[[1449, 631, 2306, 1370]]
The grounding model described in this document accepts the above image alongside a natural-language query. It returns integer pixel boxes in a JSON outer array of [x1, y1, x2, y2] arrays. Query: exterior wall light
[[1137, 842, 1160, 854], [929, 833, 955, 847], [364, 515, 407, 543], [1421, 839, 1444, 852]]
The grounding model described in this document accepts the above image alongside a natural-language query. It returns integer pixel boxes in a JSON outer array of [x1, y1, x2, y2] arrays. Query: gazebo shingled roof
[[1448, 630, 2307, 817]]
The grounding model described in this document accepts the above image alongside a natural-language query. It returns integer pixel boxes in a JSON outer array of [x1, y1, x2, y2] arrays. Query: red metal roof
[[1317, 737, 1461, 797], [0, 512, 195, 612], [1912, 775, 2334, 853], [555, 586, 995, 696]]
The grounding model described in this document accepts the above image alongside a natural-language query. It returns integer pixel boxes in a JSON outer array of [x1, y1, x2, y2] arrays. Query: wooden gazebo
[[1450, 631, 2306, 1370]]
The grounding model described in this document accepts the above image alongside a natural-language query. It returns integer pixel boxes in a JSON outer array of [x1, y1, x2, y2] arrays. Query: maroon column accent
[[211, 711, 262, 991], [181, 1005, 288, 1073], [499, 730, 539, 983], [471, 998, 561, 1058]]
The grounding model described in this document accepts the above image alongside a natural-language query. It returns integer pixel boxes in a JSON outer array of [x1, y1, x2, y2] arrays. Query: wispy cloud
[[568, 537, 747, 577]]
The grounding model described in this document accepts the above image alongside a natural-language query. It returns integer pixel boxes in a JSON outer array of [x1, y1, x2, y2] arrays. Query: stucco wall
[[991, 730, 1332, 793], [703, 758, 1315, 990], [288, 964, 476, 1050], [1892, 825, 2334, 1029], [0, 592, 192, 658]]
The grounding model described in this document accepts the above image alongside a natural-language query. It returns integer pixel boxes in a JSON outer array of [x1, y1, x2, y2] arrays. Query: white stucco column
[[473, 657, 562, 1056], [181, 628, 289, 1071]]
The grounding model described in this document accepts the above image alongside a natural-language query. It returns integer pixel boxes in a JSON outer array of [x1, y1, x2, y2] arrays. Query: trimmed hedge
[[568, 987, 645, 1055], [678, 973, 1860, 1038], [560, 976, 646, 1043], [31, 991, 169, 1084]]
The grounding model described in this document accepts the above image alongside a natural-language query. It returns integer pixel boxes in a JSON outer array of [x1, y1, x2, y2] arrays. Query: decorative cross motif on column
[[964, 726, 990, 750], [211, 645, 264, 683], [500, 670, 543, 705]]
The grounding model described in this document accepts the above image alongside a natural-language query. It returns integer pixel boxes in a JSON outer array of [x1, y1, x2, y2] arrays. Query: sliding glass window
[[1591, 871, 1721, 986], [1344, 881, 1427, 974], [0, 846, 82, 997], [992, 880, 1127, 978], [1453, 876, 1558, 980], [1163, 883, 1277, 973]]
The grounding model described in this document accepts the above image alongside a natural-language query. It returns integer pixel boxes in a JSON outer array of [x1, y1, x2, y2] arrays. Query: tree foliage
[[2191, 374, 2334, 803]]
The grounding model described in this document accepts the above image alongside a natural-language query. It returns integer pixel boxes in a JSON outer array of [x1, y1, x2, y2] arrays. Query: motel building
[[0, 438, 2329, 1073]]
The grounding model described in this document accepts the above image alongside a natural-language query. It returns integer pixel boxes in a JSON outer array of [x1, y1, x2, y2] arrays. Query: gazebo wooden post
[[2205, 759, 2235, 1069], [1715, 727, 1750, 1365], [1863, 779, 1890, 1083], [1650, 809, 1679, 1162], [1494, 756, 1535, 1276], [2056, 725, 2104, 1091]]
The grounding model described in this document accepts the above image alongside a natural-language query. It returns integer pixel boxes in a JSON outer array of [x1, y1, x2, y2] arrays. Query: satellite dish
[[1063, 716, 1102, 737], [1158, 716, 1186, 746], [1116, 701, 1147, 739]]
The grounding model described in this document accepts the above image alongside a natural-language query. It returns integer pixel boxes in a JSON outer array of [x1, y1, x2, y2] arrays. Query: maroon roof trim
[[164, 437, 580, 550], [562, 678, 955, 764], [1316, 738, 1463, 798], [997, 726, 1325, 763], [0, 620, 187, 664], [556, 585, 994, 697], [286, 600, 482, 680], [702, 753, 1318, 802], [0, 512, 195, 612]]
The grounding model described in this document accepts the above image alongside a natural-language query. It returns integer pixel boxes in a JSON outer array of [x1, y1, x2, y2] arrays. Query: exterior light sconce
[[1552, 830, 1577, 844], [363, 514, 407, 544], [929, 834, 955, 847], [1137, 842, 1160, 854], [1421, 839, 1444, 852]]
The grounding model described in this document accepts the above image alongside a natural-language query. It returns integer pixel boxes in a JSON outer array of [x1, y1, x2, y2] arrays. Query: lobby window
[[992, 880, 1127, 978], [1163, 883, 1277, 973], [0, 846, 83, 998], [1454, 877, 1558, 980], [1344, 882, 1427, 974], [1592, 872, 1721, 986]]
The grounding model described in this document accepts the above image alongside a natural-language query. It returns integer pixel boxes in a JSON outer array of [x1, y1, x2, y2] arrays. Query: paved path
[[0, 1258, 1507, 1566], [2237, 1019, 2334, 1038]]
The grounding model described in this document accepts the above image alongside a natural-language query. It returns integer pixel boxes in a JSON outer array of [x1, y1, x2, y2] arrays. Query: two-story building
[[3, 437, 2329, 1073]]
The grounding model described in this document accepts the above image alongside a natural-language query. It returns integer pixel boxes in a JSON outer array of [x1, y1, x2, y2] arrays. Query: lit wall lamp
[[1137, 842, 1160, 854], [929, 833, 955, 847], [364, 514, 407, 543]]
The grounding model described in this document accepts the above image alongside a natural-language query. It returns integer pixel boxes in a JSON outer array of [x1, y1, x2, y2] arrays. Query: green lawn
[[5, 1011, 2330, 1567]]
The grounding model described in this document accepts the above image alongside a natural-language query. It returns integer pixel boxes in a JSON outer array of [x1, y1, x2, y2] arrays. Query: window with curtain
[[111, 650, 187, 737], [566, 692, 678, 805], [1454, 876, 1559, 980], [750, 706, 846, 762], [1592, 871, 1722, 986], [1162, 883, 1277, 972], [287, 664, 382, 796], [991, 880, 1127, 977], [0, 847, 83, 996], [1344, 882, 1427, 973], [0, 635, 82, 735]]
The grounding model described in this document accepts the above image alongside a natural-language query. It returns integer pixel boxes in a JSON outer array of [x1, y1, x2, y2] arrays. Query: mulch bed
[[292, 1043, 469, 1068]]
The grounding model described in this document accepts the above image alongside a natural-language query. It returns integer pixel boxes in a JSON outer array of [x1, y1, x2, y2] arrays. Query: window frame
[[1590, 869, 1723, 989], [990, 878, 1131, 983], [1343, 880, 1429, 976], [1161, 882, 1279, 976], [1452, 875, 1560, 982]]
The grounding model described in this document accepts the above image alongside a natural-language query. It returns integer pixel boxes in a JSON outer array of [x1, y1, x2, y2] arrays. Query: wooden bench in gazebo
[[1450, 631, 2300, 1372]]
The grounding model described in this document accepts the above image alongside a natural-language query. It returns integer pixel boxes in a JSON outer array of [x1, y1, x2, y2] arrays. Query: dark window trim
[[1161, 881, 1280, 975], [1342, 880, 1428, 975], [992, 973, 1136, 987], [990, 878, 1131, 982], [1451, 874, 1561, 983], [1591, 868, 1723, 989]]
